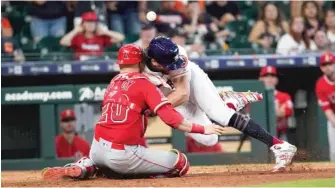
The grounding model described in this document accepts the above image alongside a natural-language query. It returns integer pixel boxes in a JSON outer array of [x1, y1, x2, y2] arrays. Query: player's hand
[[204, 124, 226, 135]]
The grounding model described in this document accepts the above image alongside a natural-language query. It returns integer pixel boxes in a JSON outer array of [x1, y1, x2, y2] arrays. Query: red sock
[[272, 137, 284, 145]]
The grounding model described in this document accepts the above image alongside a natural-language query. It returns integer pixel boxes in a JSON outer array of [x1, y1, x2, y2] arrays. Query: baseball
[[146, 11, 157, 21]]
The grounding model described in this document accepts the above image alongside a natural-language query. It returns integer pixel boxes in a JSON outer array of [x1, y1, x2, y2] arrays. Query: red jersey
[[1, 17, 12, 29], [71, 34, 111, 59], [55, 135, 90, 158], [139, 137, 148, 148], [186, 136, 222, 153], [94, 72, 170, 145], [275, 90, 294, 134], [315, 75, 335, 113]]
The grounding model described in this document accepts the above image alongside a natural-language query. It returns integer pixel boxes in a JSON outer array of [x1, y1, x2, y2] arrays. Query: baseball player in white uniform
[[144, 36, 297, 172]]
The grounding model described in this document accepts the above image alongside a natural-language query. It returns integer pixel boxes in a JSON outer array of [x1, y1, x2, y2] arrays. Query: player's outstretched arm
[[177, 120, 226, 135], [142, 78, 224, 134], [156, 104, 225, 135]]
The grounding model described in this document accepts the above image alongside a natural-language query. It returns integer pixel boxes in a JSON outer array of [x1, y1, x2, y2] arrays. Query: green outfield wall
[[1, 80, 328, 170]]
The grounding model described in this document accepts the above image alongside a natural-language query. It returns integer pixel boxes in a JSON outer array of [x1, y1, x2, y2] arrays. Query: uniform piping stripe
[[154, 101, 169, 113], [132, 152, 171, 170]]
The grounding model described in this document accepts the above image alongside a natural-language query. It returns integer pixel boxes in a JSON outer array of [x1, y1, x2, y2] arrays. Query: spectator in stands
[[169, 27, 205, 58], [187, 136, 222, 153], [276, 17, 315, 55], [56, 109, 90, 159], [134, 22, 157, 48], [183, 5, 230, 52], [259, 66, 294, 141], [1, 17, 13, 38], [291, 1, 324, 18], [60, 11, 125, 61], [1, 17, 25, 62], [154, 1, 189, 34], [301, 1, 324, 39], [183, 2, 201, 35], [74, 2, 106, 26], [313, 30, 335, 51], [29, 1, 67, 42], [325, 9, 335, 43], [206, 1, 241, 27], [249, 3, 289, 50], [107, 1, 146, 36]]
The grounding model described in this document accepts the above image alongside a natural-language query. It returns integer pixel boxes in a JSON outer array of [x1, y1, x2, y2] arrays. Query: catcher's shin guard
[[42, 157, 97, 180], [165, 149, 190, 177]]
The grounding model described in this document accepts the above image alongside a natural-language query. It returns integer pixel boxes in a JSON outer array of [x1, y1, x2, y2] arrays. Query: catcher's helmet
[[116, 44, 142, 65], [147, 36, 184, 70]]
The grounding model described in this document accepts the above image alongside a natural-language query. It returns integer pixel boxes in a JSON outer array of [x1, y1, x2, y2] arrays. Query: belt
[[94, 134, 125, 150]]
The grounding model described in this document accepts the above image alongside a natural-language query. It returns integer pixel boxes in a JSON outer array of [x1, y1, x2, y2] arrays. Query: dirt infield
[[2, 162, 335, 187]]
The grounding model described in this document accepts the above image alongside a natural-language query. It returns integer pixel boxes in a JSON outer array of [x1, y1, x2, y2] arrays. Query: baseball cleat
[[220, 91, 263, 111], [42, 166, 82, 180], [270, 141, 297, 172]]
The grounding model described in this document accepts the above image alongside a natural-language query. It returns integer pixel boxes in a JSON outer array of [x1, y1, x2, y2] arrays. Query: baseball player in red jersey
[[55, 109, 90, 159], [315, 52, 335, 161], [259, 66, 294, 141], [42, 44, 225, 180]]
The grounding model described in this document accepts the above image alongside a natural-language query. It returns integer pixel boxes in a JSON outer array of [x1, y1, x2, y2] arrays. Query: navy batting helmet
[[146, 36, 184, 71]]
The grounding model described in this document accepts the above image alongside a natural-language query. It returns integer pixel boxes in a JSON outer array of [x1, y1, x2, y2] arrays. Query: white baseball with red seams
[[146, 11, 157, 21]]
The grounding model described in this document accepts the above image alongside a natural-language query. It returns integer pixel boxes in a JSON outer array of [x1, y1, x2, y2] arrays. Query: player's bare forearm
[[156, 104, 225, 135], [325, 110, 335, 128], [176, 120, 193, 132], [177, 120, 225, 135], [168, 75, 190, 107]]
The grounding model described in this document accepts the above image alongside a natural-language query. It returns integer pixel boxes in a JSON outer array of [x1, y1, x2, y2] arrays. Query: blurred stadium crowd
[[1, 0, 335, 63]]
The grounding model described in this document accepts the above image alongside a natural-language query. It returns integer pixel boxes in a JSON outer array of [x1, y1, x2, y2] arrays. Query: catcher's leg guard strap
[[166, 149, 190, 177], [70, 157, 97, 179]]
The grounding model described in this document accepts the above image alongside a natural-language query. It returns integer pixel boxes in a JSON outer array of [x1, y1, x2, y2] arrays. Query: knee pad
[[166, 149, 190, 177], [66, 157, 97, 179]]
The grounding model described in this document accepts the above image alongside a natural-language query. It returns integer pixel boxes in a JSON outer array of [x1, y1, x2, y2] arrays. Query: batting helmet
[[146, 36, 184, 70], [116, 44, 143, 65]]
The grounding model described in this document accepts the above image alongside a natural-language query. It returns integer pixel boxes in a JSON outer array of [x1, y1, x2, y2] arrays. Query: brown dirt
[[2, 162, 335, 187]]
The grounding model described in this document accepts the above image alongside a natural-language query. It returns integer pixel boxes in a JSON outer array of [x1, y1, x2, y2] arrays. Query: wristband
[[191, 123, 205, 134]]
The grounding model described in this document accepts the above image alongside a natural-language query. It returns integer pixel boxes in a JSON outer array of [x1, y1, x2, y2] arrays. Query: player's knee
[[201, 134, 218, 147], [206, 108, 234, 126], [68, 157, 97, 179], [166, 149, 190, 177]]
